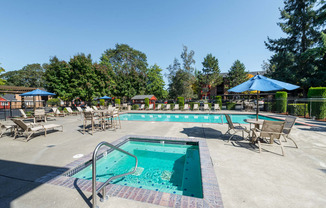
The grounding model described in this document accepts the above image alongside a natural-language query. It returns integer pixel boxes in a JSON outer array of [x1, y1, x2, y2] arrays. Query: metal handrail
[[92, 141, 138, 208]]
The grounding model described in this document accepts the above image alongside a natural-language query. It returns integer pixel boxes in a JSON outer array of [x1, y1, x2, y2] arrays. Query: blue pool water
[[72, 141, 203, 198], [119, 113, 281, 124]]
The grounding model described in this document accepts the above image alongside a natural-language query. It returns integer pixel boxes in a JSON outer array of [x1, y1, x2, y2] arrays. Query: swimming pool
[[119, 113, 280, 124], [72, 140, 203, 198]]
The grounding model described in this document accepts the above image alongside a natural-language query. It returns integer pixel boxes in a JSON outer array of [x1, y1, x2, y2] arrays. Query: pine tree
[[227, 60, 248, 89]]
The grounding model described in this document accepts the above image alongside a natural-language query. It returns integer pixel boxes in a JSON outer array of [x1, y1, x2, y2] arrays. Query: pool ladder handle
[[92, 141, 138, 208]]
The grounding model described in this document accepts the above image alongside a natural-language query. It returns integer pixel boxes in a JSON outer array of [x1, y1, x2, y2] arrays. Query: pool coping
[[35, 135, 224, 208]]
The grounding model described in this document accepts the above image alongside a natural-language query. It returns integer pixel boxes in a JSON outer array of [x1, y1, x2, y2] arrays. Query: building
[[131, 95, 157, 104]]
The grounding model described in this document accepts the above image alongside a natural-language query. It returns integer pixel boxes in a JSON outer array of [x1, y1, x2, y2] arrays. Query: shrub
[[177, 97, 185, 110], [170, 103, 175, 110], [189, 102, 200, 110], [132, 104, 139, 110], [47, 98, 60, 106], [288, 103, 308, 116], [63, 107, 69, 113], [308, 87, 326, 119], [215, 96, 222, 109], [99, 99, 105, 106], [226, 102, 236, 110], [264, 101, 275, 112], [275, 91, 287, 113], [144, 98, 149, 108], [208, 103, 212, 109], [115, 99, 120, 105]]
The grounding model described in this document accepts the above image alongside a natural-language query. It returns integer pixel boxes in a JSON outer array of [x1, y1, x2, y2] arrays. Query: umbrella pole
[[33, 96, 36, 111], [256, 92, 259, 121]]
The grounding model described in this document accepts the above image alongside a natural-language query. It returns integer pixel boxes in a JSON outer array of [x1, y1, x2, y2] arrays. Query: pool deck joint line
[[35, 135, 223, 208]]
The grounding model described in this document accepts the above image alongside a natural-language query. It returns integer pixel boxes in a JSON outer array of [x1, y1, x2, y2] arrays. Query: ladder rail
[[92, 141, 138, 208]]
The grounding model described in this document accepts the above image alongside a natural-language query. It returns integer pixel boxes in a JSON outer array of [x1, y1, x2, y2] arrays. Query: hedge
[[215, 96, 222, 109], [275, 91, 287, 113], [190, 102, 200, 110], [144, 98, 149, 108], [47, 98, 60, 106], [208, 103, 212, 109], [288, 103, 307, 116], [226, 102, 236, 110], [115, 99, 120, 105], [308, 87, 326, 119], [177, 97, 185, 110], [99, 99, 105, 106], [132, 104, 139, 110]]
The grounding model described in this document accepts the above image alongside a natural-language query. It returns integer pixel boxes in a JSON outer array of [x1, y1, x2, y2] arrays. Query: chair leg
[[26, 133, 33, 142], [228, 133, 235, 142], [257, 139, 262, 153], [287, 136, 298, 148], [279, 139, 285, 156]]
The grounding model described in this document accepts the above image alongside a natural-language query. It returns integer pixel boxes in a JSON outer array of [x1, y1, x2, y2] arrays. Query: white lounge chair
[[164, 104, 170, 110], [92, 106, 98, 111], [156, 104, 162, 110], [65, 107, 79, 116], [0, 123, 14, 137], [52, 107, 66, 117], [139, 104, 145, 110], [203, 104, 210, 111], [183, 104, 189, 111], [192, 104, 199, 111], [214, 104, 221, 111], [173, 104, 179, 111], [148, 104, 153, 110]]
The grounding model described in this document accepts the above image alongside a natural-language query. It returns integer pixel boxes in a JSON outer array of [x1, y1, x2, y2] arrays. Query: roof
[[0, 85, 45, 94], [131, 95, 156, 100], [220, 71, 266, 78], [1, 94, 17, 101]]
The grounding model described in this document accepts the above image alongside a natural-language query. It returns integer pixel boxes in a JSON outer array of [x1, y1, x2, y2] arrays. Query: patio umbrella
[[98, 95, 112, 100], [20, 89, 56, 110], [228, 75, 299, 120]]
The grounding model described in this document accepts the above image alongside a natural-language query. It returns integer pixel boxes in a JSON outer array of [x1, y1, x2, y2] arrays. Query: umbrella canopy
[[98, 95, 112, 100], [228, 75, 300, 120], [20, 89, 56, 96]]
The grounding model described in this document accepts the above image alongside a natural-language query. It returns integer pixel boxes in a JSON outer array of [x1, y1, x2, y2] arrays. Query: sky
[[0, 0, 285, 79]]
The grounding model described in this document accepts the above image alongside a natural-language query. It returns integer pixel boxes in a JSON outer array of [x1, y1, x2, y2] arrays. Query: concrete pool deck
[[0, 110, 325, 208]]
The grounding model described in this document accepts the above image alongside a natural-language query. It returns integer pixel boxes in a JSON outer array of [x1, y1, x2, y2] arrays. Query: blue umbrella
[[228, 75, 300, 120], [20, 89, 56, 110], [98, 95, 111, 100]]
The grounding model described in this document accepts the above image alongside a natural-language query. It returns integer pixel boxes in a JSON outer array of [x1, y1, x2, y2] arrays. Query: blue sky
[[0, 0, 284, 78]]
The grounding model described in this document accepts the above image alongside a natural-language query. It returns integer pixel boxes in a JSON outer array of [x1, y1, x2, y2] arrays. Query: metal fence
[[0, 100, 46, 121]]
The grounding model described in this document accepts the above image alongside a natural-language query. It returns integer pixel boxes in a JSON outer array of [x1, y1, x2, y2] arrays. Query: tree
[[146, 64, 166, 99], [100, 44, 148, 100], [227, 60, 248, 89], [0, 63, 6, 85], [265, 0, 326, 94], [200, 54, 223, 99], [167, 46, 196, 99], [0, 63, 45, 87]]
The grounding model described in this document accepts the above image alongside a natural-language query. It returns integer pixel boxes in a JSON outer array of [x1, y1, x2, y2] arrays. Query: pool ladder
[[92, 141, 138, 208]]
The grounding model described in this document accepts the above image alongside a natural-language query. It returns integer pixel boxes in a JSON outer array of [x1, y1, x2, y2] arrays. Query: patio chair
[[65, 107, 79, 116], [0, 123, 14, 137], [139, 104, 145, 110], [164, 104, 171, 110], [203, 104, 210, 111], [225, 114, 249, 142], [183, 104, 189, 111], [110, 109, 121, 129], [77, 107, 84, 113], [251, 120, 286, 156], [282, 115, 298, 148], [12, 119, 63, 142], [156, 104, 162, 110], [34, 109, 47, 123], [173, 104, 179, 111], [214, 104, 221, 111], [52, 107, 66, 117], [192, 104, 199, 111], [19, 109, 28, 119], [122, 103, 128, 110], [92, 106, 98, 111], [83, 111, 97, 135], [147, 104, 153, 110]]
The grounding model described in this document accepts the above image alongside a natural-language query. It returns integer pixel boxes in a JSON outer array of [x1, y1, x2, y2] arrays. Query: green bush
[[190, 102, 200, 110], [132, 104, 139, 110], [177, 97, 185, 109], [288, 103, 307, 116], [170, 103, 174, 110], [47, 98, 61, 106], [275, 91, 287, 113], [226, 102, 236, 110], [215, 96, 222, 109], [115, 99, 120, 105], [308, 87, 326, 119], [208, 103, 212, 109], [99, 99, 105, 106], [63, 107, 69, 113], [264, 101, 275, 112], [144, 98, 149, 108]]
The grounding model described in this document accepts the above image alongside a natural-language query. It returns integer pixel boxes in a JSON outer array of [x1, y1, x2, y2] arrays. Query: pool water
[[72, 141, 203, 198], [119, 113, 280, 124]]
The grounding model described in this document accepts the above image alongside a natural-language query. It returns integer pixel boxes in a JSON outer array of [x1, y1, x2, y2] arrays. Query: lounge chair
[[203, 104, 210, 111], [122, 103, 128, 110], [282, 115, 298, 148], [156, 104, 162, 110], [85, 106, 93, 112], [192, 104, 199, 111], [173, 104, 179, 111], [0, 123, 14, 137], [66, 107, 79, 116], [92, 106, 98, 111], [164, 104, 170, 110], [183, 104, 189, 111], [225, 114, 249, 142], [251, 120, 285, 156], [12, 119, 63, 142], [34, 109, 47, 123], [52, 107, 66, 117], [139, 104, 145, 110], [147, 104, 153, 110], [19, 109, 28, 119], [77, 107, 84, 113], [214, 104, 221, 111]]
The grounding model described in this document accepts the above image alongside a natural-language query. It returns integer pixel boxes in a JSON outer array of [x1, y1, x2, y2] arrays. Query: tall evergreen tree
[[146, 64, 166, 99], [227, 60, 248, 89], [265, 0, 326, 94]]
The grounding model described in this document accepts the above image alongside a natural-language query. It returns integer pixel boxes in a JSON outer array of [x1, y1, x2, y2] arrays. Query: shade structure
[[20, 89, 56, 97], [98, 95, 111, 100], [20, 89, 56, 110], [228, 75, 300, 120]]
